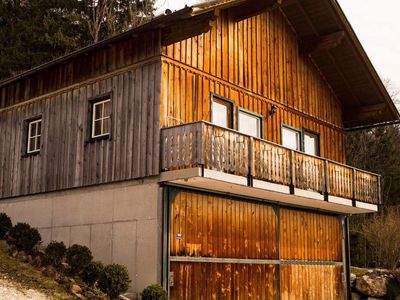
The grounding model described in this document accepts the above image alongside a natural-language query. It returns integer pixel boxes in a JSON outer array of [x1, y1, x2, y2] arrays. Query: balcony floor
[[160, 167, 377, 214]]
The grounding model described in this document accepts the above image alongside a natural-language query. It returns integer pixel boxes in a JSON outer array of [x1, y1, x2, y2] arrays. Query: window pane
[[238, 111, 261, 138], [35, 136, 41, 151], [28, 137, 36, 152], [94, 103, 103, 119], [103, 100, 111, 117], [304, 132, 319, 156], [103, 117, 111, 135], [282, 127, 300, 151], [94, 120, 102, 136], [37, 120, 41, 135], [29, 122, 36, 137], [212, 101, 229, 128]]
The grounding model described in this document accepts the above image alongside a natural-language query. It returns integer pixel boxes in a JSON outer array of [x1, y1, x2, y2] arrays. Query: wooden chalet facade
[[0, 0, 399, 298]]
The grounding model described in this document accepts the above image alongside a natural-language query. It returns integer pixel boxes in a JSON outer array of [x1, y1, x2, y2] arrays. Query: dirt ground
[[0, 275, 50, 300]]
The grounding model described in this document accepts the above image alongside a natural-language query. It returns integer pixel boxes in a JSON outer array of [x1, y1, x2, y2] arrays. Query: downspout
[[344, 216, 352, 299]]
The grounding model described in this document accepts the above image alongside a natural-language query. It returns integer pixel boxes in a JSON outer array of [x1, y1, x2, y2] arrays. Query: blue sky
[[155, 0, 400, 94]]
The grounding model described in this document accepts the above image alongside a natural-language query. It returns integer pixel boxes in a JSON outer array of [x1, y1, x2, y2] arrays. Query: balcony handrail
[[161, 121, 380, 177], [160, 121, 381, 205]]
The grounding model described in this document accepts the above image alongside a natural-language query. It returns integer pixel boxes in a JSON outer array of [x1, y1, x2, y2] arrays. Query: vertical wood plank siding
[[161, 8, 346, 163], [170, 190, 279, 259], [170, 263, 279, 300], [280, 208, 342, 261], [0, 60, 161, 199], [281, 265, 344, 300], [169, 189, 345, 299], [0, 32, 160, 108]]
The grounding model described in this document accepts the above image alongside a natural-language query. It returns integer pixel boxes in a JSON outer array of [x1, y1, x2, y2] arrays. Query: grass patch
[[0, 249, 74, 300], [350, 266, 369, 277]]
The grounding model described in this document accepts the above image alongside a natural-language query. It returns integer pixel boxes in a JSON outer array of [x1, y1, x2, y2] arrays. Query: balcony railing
[[160, 121, 381, 206]]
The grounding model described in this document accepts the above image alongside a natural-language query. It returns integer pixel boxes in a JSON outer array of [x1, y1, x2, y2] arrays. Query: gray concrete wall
[[0, 178, 163, 295]]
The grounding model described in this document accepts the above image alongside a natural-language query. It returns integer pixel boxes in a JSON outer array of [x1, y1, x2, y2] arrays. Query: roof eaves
[[328, 0, 400, 121]]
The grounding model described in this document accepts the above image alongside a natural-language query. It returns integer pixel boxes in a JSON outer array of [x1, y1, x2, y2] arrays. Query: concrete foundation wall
[[0, 178, 163, 295]]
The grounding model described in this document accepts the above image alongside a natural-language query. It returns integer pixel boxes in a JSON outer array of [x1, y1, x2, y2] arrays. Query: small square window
[[91, 99, 111, 139], [27, 119, 42, 154]]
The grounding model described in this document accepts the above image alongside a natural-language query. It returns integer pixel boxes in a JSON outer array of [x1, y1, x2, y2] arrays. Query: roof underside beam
[[161, 10, 218, 45], [230, 0, 281, 22], [344, 103, 387, 125], [299, 31, 345, 55]]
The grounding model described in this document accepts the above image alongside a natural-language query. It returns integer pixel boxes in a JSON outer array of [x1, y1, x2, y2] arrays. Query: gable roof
[[1, 0, 398, 129]]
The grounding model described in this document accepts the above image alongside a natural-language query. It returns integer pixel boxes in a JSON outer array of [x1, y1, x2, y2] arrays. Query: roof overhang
[[1, 0, 398, 129], [279, 0, 400, 128]]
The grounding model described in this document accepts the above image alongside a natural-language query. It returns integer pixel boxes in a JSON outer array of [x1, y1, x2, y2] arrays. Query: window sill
[[86, 135, 111, 144], [22, 151, 40, 158]]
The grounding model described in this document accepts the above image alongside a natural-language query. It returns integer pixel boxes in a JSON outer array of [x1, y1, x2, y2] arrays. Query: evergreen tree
[[0, 0, 155, 80], [0, 0, 87, 79]]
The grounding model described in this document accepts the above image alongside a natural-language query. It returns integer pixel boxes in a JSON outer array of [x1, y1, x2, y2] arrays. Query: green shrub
[[98, 264, 131, 300], [82, 261, 104, 286], [387, 277, 400, 300], [66, 244, 93, 274], [9, 223, 41, 252], [141, 284, 168, 300], [0, 213, 12, 239], [45, 241, 67, 266]]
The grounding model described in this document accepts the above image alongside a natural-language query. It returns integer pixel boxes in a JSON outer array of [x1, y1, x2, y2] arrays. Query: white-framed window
[[211, 96, 233, 129], [282, 125, 301, 151], [91, 98, 111, 139], [27, 119, 42, 154], [238, 109, 263, 138], [304, 130, 320, 156]]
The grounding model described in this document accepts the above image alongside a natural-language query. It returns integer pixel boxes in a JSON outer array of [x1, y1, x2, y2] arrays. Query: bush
[[82, 261, 104, 286], [0, 213, 12, 239], [141, 284, 168, 300], [66, 244, 93, 274], [358, 207, 400, 269], [45, 241, 66, 266], [9, 223, 41, 252], [387, 277, 400, 300], [98, 264, 131, 300]]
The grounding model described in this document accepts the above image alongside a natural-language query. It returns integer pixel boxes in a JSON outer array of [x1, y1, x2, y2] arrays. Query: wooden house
[[0, 0, 399, 298]]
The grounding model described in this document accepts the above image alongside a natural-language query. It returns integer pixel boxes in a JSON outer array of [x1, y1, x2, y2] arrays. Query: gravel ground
[[0, 277, 50, 300]]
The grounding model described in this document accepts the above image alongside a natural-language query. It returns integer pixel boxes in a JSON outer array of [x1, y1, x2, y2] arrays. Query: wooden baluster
[[198, 123, 205, 166], [290, 150, 295, 194], [324, 160, 329, 200], [249, 137, 254, 184]]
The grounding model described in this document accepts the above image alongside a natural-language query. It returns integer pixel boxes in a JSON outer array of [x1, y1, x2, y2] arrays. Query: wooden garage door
[[168, 188, 345, 299]]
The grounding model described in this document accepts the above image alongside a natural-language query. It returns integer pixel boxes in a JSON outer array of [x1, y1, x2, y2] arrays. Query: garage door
[[167, 188, 345, 299]]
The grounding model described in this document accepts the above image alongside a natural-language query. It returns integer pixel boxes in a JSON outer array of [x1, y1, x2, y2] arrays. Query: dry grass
[[0, 249, 74, 300]]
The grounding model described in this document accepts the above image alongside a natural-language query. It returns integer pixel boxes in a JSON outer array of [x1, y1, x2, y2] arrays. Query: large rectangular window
[[282, 126, 301, 151], [238, 109, 263, 138], [27, 118, 42, 154], [91, 98, 111, 139], [211, 96, 233, 129]]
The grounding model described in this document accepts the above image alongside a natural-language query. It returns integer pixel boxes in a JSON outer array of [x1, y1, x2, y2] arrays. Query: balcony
[[160, 121, 381, 214]]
